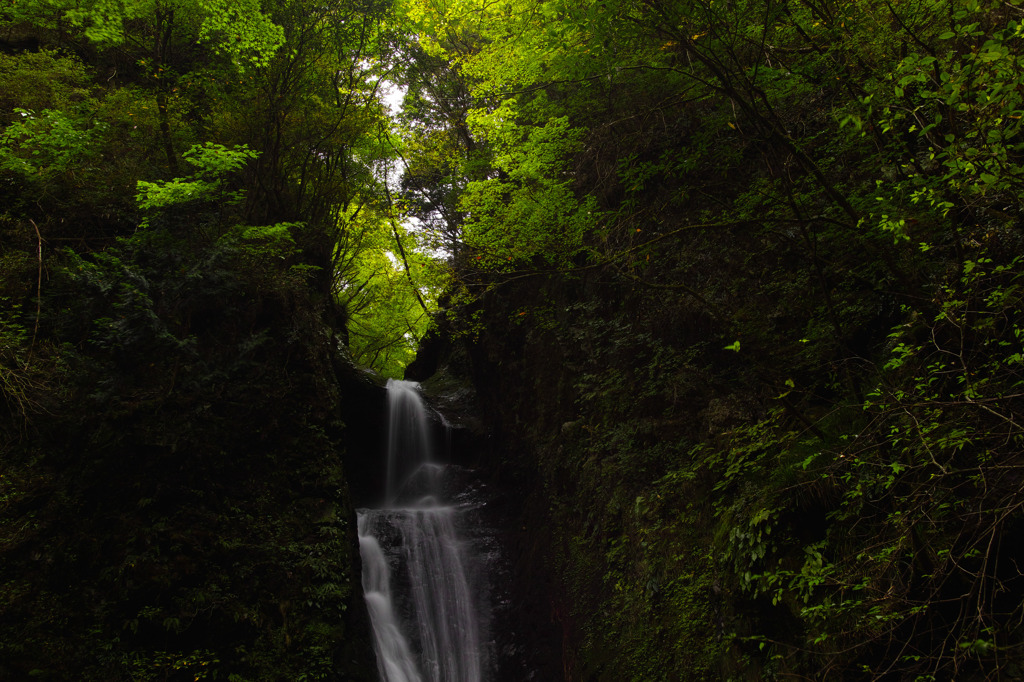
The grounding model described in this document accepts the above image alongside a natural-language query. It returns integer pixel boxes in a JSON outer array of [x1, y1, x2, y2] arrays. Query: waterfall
[[357, 379, 487, 682]]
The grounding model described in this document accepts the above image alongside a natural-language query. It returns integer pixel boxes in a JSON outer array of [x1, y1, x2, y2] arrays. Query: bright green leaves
[[136, 143, 257, 212], [133, 144, 309, 266], [398, 0, 624, 272], [22, 0, 284, 70], [194, 0, 284, 69], [62, 0, 154, 45], [180, 142, 258, 179], [917, 22, 1024, 198], [0, 52, 165, 221], [135, 177, 218, 213], [0, 107, 108, 177], [469, 105, 571, 179], [344, 250, 434, 378], [219, 0, 442, 377], [460, 105, 597, 266], [335, 212, 441, 378]]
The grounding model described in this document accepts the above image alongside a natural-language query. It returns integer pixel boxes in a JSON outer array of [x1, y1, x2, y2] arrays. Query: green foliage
[[135, 142, 257, 212], [2, 0, 441, 375], [342, 252, 434, 378], [0, 107, 109, 176], [194, 0, 285, 68], [0, 51, 94, 125], [461, 105, 598, 266], [415, 0, 1024, 678], [858, 0, 1024, 247], [7, 0, 284, 68]]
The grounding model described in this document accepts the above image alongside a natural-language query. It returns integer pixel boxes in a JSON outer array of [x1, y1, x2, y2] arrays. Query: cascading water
[[357, 379, 488, 682]]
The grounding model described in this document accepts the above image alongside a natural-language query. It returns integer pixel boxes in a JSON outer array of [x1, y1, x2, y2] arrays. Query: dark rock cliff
[[0, 233, 381, 681], [418, 235, 1024, 680]]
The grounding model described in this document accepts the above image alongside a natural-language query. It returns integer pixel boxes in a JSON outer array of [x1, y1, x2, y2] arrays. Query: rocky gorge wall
[[0, 231, 383, 681], [415, 234, 1024, 681], [412, 267, 729, 680]]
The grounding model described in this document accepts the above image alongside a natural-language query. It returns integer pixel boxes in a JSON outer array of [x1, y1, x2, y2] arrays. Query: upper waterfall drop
[[385, 379, 436, 504]]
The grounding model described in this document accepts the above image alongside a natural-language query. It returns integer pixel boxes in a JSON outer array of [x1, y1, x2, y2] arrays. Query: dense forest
[[3, 0, 1024, 679]]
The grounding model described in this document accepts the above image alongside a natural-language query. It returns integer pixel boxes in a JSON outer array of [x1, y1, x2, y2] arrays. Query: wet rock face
[[480, 475, 566, 682], [404, 329, 446, 383], [700, 395, 758, 438]]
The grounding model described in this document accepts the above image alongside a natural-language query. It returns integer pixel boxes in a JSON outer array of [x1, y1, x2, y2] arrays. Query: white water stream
[[357, 379, 487, 682]]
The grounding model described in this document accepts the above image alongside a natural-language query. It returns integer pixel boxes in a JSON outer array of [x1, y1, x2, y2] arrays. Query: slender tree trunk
[[156, 90, 177, 175], [154, 5, 178, 175]]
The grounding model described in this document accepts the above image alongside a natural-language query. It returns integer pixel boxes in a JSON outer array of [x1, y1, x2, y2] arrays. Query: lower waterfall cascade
[[357, 379, 492, 682]]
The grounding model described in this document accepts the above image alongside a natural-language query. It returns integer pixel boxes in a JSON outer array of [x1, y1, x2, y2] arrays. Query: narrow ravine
[[357, 379, 490, 682]]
